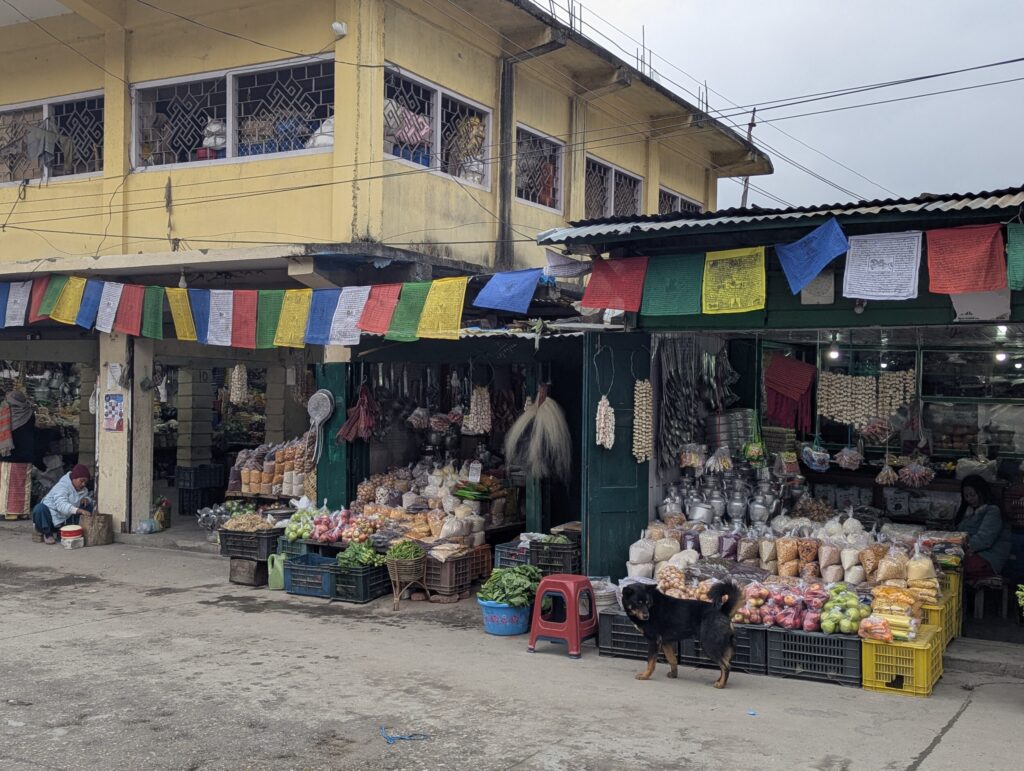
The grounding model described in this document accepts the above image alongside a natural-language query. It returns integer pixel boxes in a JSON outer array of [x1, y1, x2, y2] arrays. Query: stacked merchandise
[[228, 430, 315, 498]]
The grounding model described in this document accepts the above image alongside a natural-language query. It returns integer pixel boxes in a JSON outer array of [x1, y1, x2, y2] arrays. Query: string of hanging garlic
[[632, 379, 653, 462], [878, 369, 915, 420], [229, 363, 248, 405], [596, 395, 615, 449], [462, 384, 492, 435]]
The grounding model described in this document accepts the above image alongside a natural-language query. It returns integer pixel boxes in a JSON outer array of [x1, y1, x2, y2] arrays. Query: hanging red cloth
[[764, 353, 817, 434]]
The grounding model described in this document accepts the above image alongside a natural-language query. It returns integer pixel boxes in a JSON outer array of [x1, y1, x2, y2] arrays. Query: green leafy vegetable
[[337, 542, 386, 568], [540, 534, 571, 545], [477, 565, 543, 608], [386, 541, 426, 561]]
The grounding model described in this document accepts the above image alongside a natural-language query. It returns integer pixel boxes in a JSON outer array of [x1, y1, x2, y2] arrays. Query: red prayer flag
[[927, 223, 1006, 294], [581, 255, 650, 312], [113, 284, 145, 336], [28, 277, 50, 323], [357, 283, 402, 333], [231, 290, 258, 349]]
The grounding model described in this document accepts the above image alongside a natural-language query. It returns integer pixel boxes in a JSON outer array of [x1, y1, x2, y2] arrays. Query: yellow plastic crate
[[862, 625, 943, 697], [920, 604, 946, 651], [942, 592, 959, 648], [940, 571, 962, 603]]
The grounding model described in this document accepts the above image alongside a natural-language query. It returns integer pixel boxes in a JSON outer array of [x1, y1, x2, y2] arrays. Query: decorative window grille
[[658, 187, 702, 215], [137, 78, 226, 166], [133, 58, 334, 166], [585, 157, 643, 218], [384, 67, 490, 185], [0, 96, 104, 182], [515, 127, 561, 210]]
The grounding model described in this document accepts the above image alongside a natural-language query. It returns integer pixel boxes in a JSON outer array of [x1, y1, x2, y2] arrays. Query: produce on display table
[[221, 513, 276, 532], [337, 542, 387, 568]]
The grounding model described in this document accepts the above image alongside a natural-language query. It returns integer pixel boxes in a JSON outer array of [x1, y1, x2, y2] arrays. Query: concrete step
[[943, 636, 1024, 680], [114, 530, 220, 556]]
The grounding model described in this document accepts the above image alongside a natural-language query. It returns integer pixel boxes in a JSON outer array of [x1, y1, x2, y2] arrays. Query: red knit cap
[[70, 464, 91, 481]]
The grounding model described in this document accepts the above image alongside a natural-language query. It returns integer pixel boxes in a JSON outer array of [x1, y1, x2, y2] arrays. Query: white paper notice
[[95, 282, 124, 333], [842, 231, 922, 301], [4, 280, 32, 327], [207, 289, 233, 346], [952, 287, 1011, 322], [800, 271, 835, 305], [107, 363, 122, 389], [328, 286, 371, 346]]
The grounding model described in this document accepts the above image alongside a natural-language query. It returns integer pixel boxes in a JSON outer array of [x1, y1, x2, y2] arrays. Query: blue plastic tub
[[478, 599, 532, 636]]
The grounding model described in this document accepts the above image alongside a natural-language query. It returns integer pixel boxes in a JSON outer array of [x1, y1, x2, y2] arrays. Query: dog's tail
[[708, 580, 741, 619]]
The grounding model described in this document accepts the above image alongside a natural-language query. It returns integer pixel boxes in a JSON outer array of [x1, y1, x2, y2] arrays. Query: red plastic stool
[[527, 574, 598, 658]]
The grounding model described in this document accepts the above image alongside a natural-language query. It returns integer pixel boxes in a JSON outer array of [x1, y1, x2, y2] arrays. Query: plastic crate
[[494, 541, 530, 569], [766, 628, 862, 686], [277, 537, 309, 559], [283, 554, 336, 599], [862, 625, 943, 697], [680, 624, 767, 674], [179, 487, 215, 517], [920, 603, 946, 650], [425, 553, 473, 596], [470, 544, 493, 581], [940, 571, 962, 603], [598, 611, 673, 662], [334, 565, 390, 604], [218, 529, 280, 561], [529, 541, 582, 576]]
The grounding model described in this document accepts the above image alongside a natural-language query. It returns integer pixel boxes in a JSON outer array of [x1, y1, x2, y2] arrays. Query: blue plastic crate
[[283, 554, 336, 599]]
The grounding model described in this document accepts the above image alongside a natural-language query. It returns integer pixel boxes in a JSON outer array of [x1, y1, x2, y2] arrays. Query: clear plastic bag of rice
[[699, 529, 722, 557], [629, 531, 656, 564], [626, 561, 654, 578], [654, 538, 681, 562]]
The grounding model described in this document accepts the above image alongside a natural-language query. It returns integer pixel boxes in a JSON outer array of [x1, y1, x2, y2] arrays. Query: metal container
[[687, 501, 714, 524], [748, 497, 770, 523], [707, 489, 727, 519], [727, 491, 748, 522]]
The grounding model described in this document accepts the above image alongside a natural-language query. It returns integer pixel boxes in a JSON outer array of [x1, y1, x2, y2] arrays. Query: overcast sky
[[535, 0, 1024, 209]]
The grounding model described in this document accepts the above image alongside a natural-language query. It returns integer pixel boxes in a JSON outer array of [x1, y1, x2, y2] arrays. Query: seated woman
[[32, 464, 93, 544], [954, 475, 1012, 582]]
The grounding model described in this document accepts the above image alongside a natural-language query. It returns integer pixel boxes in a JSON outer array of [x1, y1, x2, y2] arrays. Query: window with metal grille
[[384, 67, 489, 186], [0, 96, 104, 182], [515, 127, 561, 210], [658, 187, 703, 215], [133, 58, 334, 166], [585, 157, 643, 218]]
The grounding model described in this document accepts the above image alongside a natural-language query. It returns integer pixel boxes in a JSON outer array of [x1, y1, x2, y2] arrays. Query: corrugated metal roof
[[537, 185, 1024, 245]]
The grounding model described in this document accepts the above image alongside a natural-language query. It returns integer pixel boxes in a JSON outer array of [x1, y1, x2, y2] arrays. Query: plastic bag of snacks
[[819, 540, 841, 569], [779, 560, 800, 577], [758, 533, 777, 564], [738, 532, 760, 562], [699, 529, 722, 557], [669, 549, 700, 570], [844, 565, 865, 584], [629, 531, 656, 564], [797, 537, 820, 562], [679, 443, 706, 469], [720, 527, 740, 561], [799, 561, 821, 579], [858, 615, 893, 642], [876, 546, 909, 582], [777, 535, 798, 564]]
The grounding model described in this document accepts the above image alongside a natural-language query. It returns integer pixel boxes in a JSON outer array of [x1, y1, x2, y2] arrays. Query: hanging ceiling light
[[995, 350, 1008, 362], [827, 333, 840, 360], [178, 269, 188, 289], [1015, 362, 1022, 370], [998, 325, 1008, 336], [880, 361, 888, 369]]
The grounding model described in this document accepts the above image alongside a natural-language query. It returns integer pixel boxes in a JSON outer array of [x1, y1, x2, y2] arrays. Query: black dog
[[620, 581, 741, 688]]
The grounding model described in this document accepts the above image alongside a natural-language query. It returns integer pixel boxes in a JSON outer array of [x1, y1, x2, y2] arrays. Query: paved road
[[1, 523, 1022, 770]]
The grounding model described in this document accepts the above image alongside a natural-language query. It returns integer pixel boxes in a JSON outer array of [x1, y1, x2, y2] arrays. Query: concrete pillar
[[645, 138, 661, 215], [566, 96, 587, 222], [101, 28, 130, 254], [131, 338, 155, 525], [264, 366, 287, 444], [176, 368, 214, 467], [78, 364, 98, 470]]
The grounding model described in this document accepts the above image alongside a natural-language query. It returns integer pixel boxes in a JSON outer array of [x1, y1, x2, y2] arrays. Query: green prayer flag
[[385, 282, 431, 342], [640, 253, 704, 316], [141, 286, 165, 339], [37, 275, 68, 317], [1007, 223, 1024, 291], [257, 289, 285, 349]]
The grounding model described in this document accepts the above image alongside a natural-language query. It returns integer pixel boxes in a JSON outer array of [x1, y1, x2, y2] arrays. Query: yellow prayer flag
[[48, 276, 87, 325], [273, 288, 313, 348], [416, 277, 468, 340], [165, 287, 198, 341], [701, 246, 766, 314]]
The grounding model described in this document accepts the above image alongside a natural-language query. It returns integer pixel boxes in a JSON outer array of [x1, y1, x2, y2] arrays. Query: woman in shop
[[0, 389, 35, 462], [31, 464, 93, 544], [954, 475, 1012, 582]]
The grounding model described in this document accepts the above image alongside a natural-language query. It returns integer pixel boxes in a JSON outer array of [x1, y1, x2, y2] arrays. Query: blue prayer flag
[[75, 279, 104, 329], [305, 288, 341, 346], [472, 268, 542, 314], [775, 217, 849, 295], [189, 289, 211, 344], [0, 283, 9, 329]]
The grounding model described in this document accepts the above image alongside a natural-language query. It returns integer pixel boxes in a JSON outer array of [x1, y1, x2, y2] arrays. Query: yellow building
[[0, 0, 770, 528]]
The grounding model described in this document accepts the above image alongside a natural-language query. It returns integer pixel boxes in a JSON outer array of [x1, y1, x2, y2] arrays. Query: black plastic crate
[[494, 541, 530, 569], [679, 624, 767, 674], [425, 553, 473, 596], [334, 564, 390, 604], [766, 628, 862, 687], [277, 537, 308, 559], [597, 611, 673, 662], [529, 541, 582, 576], [176, 465, 201, 489], [219, 529, 280, 561], [179, 487, 215, 516], [198, 464, 225, 489]]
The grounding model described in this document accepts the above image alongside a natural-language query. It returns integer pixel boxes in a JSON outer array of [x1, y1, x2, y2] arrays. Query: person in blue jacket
[[954, 475, 1012, 582], [32, 464, 93, 544]]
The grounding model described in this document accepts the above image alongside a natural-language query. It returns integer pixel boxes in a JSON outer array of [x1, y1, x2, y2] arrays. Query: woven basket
[[387, 556, 426, 583]]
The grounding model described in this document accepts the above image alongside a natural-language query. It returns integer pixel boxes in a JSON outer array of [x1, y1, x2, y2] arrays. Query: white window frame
[[383, 64, 492, 192], [514, 123, 564, 214], [130, 55, 335, 172], [0, 89, 105, 187], [585, 154, 644, 218], [658, 185, 703, 215]]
